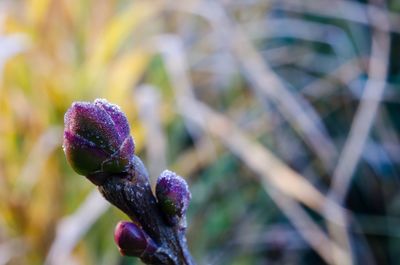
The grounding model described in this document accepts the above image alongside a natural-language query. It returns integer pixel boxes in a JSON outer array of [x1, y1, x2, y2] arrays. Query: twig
[[329, 1, 391, 207], [324, 3, 391, 265]]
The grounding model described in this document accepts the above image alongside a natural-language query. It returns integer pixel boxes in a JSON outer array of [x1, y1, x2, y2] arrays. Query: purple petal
[[95, 99, 130, 143], [63, 131, 109, 175], [65, 101, 120, 153]]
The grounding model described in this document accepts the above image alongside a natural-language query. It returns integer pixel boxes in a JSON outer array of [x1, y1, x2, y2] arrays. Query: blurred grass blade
[[45, 190, 108, 265], [85, 1, 162, 84]]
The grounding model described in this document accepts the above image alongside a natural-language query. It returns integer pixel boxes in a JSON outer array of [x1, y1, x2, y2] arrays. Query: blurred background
[[0, 0, 399, 264]]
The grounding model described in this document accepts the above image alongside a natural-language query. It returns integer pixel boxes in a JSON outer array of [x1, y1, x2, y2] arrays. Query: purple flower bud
[[114, 221, 157, 257], [63, 99, 135, 180], [156, 170, 191, 225]]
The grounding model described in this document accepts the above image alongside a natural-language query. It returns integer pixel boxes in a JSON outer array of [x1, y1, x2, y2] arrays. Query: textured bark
[[98, 170, 194, 265]]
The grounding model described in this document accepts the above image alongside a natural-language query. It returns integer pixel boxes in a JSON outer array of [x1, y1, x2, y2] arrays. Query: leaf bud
[[114, 221, 157, 257], [156, 170, 191, 226]]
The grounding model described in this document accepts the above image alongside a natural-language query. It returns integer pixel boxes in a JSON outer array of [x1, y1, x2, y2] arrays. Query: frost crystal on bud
[[114, 221, 157, 257], [63, 99, 134, 182], [156, 170, 191, 225]]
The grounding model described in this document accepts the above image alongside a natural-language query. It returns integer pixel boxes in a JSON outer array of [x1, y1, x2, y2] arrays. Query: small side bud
[[63, 99, 135, 184], [156, 170, 191, 226], [114, 221, 157, 257]]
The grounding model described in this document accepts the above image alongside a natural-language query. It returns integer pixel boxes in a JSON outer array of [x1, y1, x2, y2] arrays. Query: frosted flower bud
[[156, 170, 191, 225], [63, 99, 134, 184]]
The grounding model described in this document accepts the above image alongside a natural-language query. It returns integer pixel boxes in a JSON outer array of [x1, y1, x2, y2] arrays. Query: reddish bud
[[114, 221, 157, 257]]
